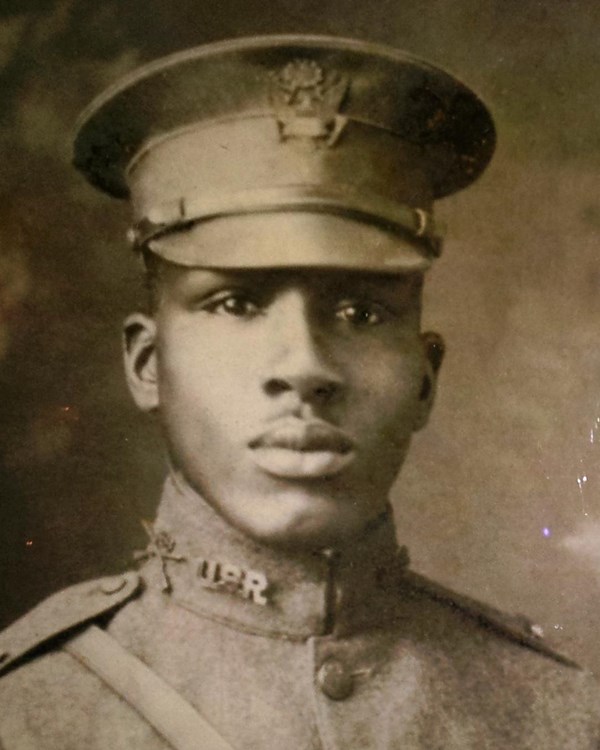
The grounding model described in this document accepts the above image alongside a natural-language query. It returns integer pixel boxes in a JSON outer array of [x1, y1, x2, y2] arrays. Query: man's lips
[[248, 419, 356, 479], [248, 419, 355, 453]]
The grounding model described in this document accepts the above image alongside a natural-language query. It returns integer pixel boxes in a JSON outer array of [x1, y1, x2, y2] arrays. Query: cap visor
[[147, 212, 431, 273]]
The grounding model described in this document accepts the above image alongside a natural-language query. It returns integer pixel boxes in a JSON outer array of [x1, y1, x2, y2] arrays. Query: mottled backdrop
[[1, 0, 600, 672]]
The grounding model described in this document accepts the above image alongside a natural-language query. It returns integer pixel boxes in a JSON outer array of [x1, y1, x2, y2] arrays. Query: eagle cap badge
[[270, 58, 349, 146]]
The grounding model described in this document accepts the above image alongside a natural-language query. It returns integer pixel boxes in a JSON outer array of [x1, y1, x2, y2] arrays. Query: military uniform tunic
[[1, 475, 599, 749]]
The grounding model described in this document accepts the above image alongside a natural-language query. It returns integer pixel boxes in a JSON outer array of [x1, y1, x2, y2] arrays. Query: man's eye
[[335, 302, 387, 327], [204, 293, 261, 318]]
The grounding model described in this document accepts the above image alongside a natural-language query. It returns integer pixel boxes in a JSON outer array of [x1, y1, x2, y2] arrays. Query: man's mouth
[[248, 419, 356, 479]]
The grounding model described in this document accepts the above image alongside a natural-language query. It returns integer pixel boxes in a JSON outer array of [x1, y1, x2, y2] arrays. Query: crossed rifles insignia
[[135, 521, 269, 605]]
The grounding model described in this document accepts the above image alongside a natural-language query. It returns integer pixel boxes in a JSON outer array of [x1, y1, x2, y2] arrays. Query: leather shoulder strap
[[0, 572, 141, 676], [65, 625, 234, 750]]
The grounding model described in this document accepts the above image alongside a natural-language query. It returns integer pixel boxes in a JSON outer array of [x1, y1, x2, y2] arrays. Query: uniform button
[[100, 575, 127, 595], [317, 658, 354, 701]]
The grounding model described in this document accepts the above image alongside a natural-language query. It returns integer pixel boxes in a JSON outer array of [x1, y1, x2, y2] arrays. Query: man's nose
[[262, 291, 344, 406]]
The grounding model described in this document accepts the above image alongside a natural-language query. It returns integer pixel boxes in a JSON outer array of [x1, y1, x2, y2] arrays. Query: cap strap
[[129, 184, 444, 256]]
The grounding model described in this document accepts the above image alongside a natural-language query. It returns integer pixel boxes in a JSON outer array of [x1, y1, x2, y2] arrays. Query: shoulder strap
[[65, 625, 234, 750], [0, 572, 141, 676], [404, 570, 579, 668]]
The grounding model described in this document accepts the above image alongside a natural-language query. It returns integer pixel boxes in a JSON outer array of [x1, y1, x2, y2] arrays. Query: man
[[0, 34, 598, 749]]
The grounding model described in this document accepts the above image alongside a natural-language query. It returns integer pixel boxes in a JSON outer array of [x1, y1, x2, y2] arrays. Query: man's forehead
[[161, 262, 422, 284], [159, 263, 423, 297]]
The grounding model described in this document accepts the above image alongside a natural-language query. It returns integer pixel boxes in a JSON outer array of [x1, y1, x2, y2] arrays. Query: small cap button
[[317, 658, 354, 701], [100, 576, 127, 595]]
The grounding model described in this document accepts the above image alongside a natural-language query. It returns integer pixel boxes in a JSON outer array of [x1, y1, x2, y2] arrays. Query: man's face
[[126, 263, 439, 550]]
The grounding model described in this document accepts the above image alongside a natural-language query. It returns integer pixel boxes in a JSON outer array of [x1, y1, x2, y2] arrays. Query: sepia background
[[1, 0, 600, 673]]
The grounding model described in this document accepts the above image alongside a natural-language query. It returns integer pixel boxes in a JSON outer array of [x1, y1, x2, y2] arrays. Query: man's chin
[[218, 488, 382, 552]]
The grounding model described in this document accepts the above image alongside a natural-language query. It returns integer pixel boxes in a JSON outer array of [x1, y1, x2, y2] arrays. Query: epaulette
[[0, 571, 141, 677], [404, 570, 579, 668]]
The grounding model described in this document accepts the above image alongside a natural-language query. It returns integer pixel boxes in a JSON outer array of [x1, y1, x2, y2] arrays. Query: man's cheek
[[353, 368, 419, 416]]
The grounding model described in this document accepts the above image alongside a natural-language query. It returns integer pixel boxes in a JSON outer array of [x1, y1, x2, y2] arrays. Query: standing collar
[[137, 474, 409, 639]]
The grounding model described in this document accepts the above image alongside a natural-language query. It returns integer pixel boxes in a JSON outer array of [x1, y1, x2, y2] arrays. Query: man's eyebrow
[[169, 268, 423, 301], [316, 274, 422, 293]]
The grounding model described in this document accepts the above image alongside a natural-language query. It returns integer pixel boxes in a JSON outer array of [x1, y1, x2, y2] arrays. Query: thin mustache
[[248, 418, 355, 453]]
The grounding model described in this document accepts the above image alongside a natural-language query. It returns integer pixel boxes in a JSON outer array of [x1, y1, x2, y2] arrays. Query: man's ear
[[413, 331, 445, 432], [123, 313, 159, 412]]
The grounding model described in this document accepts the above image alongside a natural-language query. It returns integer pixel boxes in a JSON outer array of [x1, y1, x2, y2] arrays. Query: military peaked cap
[[74, 35, 495, 272]]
